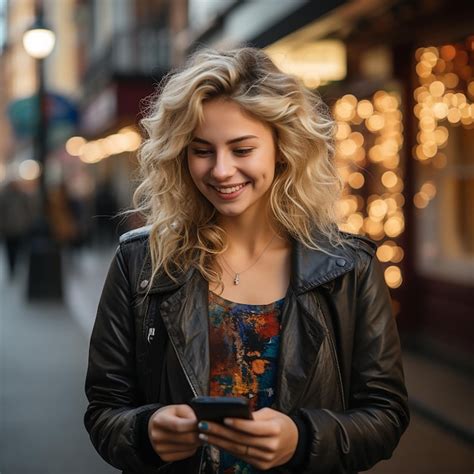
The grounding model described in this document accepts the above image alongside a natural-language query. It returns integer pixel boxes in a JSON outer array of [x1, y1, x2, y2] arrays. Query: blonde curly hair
[[134, 46, 343, 287]]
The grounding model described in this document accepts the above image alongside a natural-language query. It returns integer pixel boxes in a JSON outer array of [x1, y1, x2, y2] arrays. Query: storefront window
[[413, 37, 474, 284]]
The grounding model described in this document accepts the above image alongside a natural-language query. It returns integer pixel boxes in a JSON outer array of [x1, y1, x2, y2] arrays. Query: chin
[[213, 205, 246, 217]]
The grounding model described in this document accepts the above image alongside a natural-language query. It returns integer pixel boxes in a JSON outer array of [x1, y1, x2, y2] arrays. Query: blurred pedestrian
[[0, 179, 35, 279], [85, 47, 409, 473], [48, 183, 78, 248]]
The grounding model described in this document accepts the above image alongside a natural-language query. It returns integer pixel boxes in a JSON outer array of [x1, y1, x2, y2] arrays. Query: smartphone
[[189, 396, 253, 423]]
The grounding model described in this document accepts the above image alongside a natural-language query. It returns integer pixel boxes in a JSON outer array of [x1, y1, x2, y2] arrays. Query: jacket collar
[[137, 229, 355, 296], [290, 231, 354, 294]]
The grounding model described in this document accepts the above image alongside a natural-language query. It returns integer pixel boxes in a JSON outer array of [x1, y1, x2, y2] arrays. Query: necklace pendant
[[233, 273, 240, 285]]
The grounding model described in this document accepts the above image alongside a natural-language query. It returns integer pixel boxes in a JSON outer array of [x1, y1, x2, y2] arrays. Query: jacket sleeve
[[83, 244, 164, 473], [297, 251, 410, 473]]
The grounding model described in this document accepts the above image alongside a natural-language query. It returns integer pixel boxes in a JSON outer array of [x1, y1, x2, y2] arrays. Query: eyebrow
[[190, 135, 259, 145]]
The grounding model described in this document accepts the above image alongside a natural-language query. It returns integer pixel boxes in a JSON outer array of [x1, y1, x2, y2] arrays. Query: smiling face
[[187, 98, 277, 220]]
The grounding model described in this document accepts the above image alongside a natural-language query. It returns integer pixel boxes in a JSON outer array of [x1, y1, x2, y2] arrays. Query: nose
[[210, 150, 235, 181]]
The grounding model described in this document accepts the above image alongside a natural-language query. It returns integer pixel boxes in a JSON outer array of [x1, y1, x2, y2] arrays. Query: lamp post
[[23, 3, 63, 300]]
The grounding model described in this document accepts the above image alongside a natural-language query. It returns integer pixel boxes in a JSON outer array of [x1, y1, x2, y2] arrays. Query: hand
[[148, 404, 201, 462], [197, 407, 298, 471]]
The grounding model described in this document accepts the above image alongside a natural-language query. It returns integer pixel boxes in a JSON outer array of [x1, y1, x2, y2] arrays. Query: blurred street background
[[0, 0, 473, 473]]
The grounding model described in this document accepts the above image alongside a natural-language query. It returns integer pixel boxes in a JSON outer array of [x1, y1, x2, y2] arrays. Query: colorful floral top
[[207, 291, 285, 474]]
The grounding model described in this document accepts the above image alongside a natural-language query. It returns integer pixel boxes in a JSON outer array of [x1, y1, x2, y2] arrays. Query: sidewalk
[[64, 245, 117, 338], [0, 251, 117, 474], [369, 352, 473, 473]]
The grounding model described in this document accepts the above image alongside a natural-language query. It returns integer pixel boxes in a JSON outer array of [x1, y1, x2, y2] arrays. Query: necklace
[[220, 233, 277, 285]]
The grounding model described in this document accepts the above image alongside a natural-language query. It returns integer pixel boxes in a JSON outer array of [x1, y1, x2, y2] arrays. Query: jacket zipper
[[142, 296, 152, 341], [327, 329, 347, 411], [166, 333, 199, 398]]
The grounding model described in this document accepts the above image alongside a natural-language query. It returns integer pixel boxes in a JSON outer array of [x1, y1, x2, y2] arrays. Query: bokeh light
[[19, 160, 41, 180]]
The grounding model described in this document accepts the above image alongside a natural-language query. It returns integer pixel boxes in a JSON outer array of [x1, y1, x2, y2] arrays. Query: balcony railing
[[81, 27, 171, 101]]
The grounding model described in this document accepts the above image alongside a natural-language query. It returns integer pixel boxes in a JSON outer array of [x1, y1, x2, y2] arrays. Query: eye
[[191, 149, 213, 156], [234, 148, 254, 156]]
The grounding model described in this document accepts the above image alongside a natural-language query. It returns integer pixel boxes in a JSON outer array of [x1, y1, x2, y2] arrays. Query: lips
[[210, 182, 250, 200], [212, 183, 247, 194]]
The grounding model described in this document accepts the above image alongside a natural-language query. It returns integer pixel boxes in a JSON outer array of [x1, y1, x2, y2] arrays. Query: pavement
[[0, 247, 117, 474], [1, 244, 473, 473], [369, 352, 473, 473]]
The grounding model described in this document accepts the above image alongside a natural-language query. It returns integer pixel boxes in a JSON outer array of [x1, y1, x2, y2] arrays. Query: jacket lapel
[[275, 289, 326, 413], [275, 235, 354, 413], [158, 270, 210, 397]]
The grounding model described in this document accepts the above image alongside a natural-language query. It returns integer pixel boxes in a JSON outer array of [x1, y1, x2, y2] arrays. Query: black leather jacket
[[84, 226, 409, 474]]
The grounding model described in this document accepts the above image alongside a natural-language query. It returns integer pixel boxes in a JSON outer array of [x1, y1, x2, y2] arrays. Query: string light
[[19, 160, 41, 180], [334, 89, 405, 287], [339, 138, 358, 156], [413, 41, 473, 243], [414, 42, 474, 167], [376, 241, 404, 264], [413, 180, 438, 209], [356, 100, 374, 118], [65, 136, 86, 156], [468, 81, 474, 98], [420, 181, 437, 198], [348, 171, 365, 189], [413, 192, 429, 209], [65, 126, 142, 164], [384, 265, 403, 288], [384, 216, 405, 237], [335, 122, 351, 140], [381, 171, 399, 188]]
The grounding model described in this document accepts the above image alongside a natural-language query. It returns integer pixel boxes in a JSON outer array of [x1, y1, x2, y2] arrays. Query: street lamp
[[23, 5, 63, 300], [22, 22, 56, 59]]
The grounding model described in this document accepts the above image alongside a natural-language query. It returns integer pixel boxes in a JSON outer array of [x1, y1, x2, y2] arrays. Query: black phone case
[[189, 396, 252, 422]]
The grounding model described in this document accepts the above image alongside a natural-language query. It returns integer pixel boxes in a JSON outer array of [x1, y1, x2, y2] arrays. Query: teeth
[[215, 183, 246, 194]]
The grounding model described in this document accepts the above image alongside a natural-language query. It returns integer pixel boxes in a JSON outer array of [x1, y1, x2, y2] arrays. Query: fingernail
[[223, 418, 233, 426], [198, 421, 209, 431], [198, 433, 208, 442]]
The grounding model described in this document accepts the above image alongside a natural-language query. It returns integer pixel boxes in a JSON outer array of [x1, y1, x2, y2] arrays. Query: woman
[[84, 47, 409, 474]]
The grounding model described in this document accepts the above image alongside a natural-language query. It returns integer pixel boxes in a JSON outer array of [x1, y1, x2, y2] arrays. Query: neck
[[217, 208, 282, 258]]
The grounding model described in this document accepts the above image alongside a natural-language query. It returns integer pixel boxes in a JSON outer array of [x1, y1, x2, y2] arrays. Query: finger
[[175, 404, 198, 420], [199, 432, 273, 463], [198, 422, 278, 452], [221, 417, 280, 437], [251, 407, 278, 420], [152, 430, 200, 446], [160, 449, 198, 462], [153, 414, 198, 433], [155, 442, 201, 454]]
